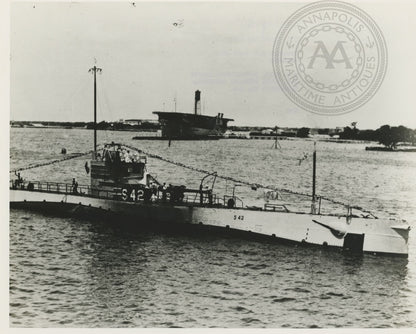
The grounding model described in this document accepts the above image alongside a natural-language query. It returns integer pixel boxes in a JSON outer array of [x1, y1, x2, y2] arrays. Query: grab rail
[[264, 203, 289, 212], [9, 179, 226, 207], [10, 179, 115, 201]]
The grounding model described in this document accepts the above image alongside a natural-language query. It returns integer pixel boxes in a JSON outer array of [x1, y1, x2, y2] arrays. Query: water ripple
[[9, 128, 416, 327]]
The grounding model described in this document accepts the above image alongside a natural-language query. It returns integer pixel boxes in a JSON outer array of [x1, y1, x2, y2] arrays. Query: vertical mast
[[94, 67, 97, 152], [312, 141, 316, 199], [312, 141, 317, 213], [194, 90, 201, 115], [88, 65, 102, 152], [275, 128, 277, 149], [273, 126, 281, 149], [274, 126, 278, 149]]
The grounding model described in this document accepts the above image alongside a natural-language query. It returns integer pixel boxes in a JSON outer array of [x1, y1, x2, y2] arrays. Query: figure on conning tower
[[90, 142, 155, 198]]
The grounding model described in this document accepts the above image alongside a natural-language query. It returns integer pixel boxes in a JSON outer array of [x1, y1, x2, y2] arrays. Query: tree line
[[296, 125, 416, 149], [339, 125, 416, 148], [86, 121, 160, 131]]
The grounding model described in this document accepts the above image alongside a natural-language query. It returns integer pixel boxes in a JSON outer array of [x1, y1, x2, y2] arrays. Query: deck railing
[[9, 179, 244, 208], [10, 179, 117, 200], [11, 178, 360, 217], [264, 203, 289, 212]]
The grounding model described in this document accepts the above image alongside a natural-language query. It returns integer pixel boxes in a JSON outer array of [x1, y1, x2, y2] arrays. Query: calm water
[[9, 128, 416, 327]]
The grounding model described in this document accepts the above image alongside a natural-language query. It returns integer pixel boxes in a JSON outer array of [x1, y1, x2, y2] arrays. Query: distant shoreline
[[11, 125, 376, 144], [10, 124, 158, 132], [10, 122, 416, 150], [11, 125, 143, 132]]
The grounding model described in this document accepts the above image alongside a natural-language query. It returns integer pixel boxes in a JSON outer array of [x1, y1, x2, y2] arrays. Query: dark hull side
[[10, 189, 410, 257], [11, 201, 409, 258], [153, 112, 233, 139], [10, 200, 299, 245]]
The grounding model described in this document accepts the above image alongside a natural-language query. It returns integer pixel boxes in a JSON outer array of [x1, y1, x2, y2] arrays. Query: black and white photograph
[[6, 0, 416, 328]]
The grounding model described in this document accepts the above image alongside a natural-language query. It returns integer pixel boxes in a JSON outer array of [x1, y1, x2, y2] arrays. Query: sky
[[9, 0, 416, 129]]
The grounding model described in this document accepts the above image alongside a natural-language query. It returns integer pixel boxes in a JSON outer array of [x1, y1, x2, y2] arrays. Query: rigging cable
[[10, 142, 376, 217], [9, 147, 101, 174], [58, 75, 90, 116], [98, 78, 113, 144], [121, 143, 376, 217]]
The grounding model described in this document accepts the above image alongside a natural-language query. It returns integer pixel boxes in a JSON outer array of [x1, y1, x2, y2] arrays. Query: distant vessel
[[365, 146, 416, 152], [153, 90, 233, 139]]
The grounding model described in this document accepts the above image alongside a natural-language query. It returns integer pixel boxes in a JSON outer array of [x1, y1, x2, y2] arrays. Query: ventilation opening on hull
[[343, 233, 364, 253]]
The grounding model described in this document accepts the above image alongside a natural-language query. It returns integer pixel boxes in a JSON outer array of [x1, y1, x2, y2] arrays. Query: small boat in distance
[[365, 146, 416, 152], [9, 65, 411, 257]]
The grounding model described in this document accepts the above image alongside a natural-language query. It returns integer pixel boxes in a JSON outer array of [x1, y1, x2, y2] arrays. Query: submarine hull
[[10, 189, 409, 257]]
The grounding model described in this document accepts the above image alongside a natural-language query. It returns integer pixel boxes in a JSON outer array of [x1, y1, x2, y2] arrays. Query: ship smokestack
[[194, 90, 201, 115]]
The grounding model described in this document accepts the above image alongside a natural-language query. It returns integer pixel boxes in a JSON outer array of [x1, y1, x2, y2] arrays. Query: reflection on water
[[9, 128, 416, 327], [10, 210, 414, 327]]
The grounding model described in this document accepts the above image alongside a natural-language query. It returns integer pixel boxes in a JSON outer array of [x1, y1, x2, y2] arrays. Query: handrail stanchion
[[318, 196, 322, 215]]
